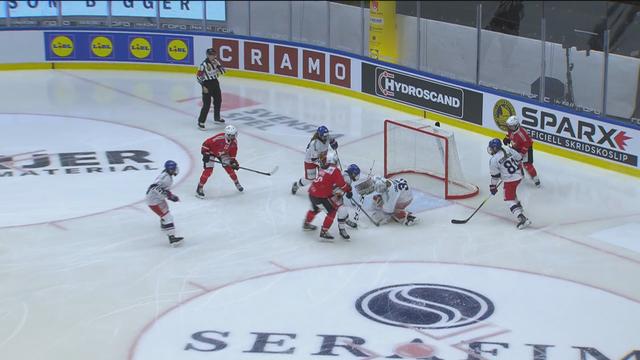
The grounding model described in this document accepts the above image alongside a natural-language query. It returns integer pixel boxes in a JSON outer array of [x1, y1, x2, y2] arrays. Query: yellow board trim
[[0, 61, 637, 178]]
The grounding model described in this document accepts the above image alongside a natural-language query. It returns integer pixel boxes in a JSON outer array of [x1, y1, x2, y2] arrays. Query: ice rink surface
[[0, 70, 639, 360]]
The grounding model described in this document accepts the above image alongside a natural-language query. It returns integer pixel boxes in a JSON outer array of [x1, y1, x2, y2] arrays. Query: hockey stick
[[451, 181, 502, 224], [213, 160, 279, 176], [350, 198, 380, 227], [353, 160, 375, 224]]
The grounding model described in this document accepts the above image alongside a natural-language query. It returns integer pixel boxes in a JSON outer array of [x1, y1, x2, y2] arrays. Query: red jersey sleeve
[[509, 127, 533, 153]]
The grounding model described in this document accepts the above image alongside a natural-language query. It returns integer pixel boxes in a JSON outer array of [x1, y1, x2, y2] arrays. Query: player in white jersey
[[371, 176, 417, 226], [146, 160, 183, 246], [333, 163, 361, 240], [487, 138, 531, 229], [291, 125, 338, 195]]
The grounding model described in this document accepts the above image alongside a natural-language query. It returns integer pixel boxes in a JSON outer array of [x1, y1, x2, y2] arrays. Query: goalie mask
[[374, 178, 391, 193]]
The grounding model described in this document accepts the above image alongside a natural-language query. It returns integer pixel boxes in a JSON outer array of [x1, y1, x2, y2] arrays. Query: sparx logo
[[520, 107, 631, 151], [491, 99, 636, 166]]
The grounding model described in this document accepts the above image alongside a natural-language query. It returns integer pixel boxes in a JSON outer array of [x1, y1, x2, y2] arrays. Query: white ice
[[0, 70, 639, 360]]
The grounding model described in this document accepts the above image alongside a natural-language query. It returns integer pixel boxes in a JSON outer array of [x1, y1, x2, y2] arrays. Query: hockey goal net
[[384, 119, 479, 200]]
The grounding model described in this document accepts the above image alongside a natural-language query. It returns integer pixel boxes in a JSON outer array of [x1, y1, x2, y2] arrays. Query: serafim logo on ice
[[493, 98, 516, 131], [50, 35, 74, 57], [130, 37, 152, 59], [167, 39, 188, 61], [90, 36, 113, 58], [356, 283, 494, 329]]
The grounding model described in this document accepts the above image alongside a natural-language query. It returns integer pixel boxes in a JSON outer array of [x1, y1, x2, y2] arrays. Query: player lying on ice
[[369, 176, 418, 226]]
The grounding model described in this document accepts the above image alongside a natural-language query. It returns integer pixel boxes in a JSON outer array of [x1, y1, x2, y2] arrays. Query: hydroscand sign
[[361, 62, 484, 125], [130, 262, 640, 359], [483, 94, 639, 168]]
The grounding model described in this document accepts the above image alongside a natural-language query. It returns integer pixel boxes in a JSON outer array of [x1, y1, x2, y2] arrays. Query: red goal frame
[[384, 119, 479, 200]]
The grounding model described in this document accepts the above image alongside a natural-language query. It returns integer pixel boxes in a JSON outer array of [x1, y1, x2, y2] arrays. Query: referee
[[196, 48, 226, 130]]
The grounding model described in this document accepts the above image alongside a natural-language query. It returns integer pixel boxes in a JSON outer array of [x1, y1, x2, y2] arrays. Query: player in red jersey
[[196, 125, 243, 198], [503, 115, 541, 187], [303, 153, 353, 241]]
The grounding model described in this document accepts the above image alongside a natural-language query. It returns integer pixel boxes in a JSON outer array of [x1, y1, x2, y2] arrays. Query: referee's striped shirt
[[196, 59, 225, 84]]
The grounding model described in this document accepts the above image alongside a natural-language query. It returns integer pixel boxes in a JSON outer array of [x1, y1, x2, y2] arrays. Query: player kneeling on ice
[[303, 153, 353, 241], [487, 138, 532, 229], [371, 177, 417, 226], [291, 125, 339, 195], [146, 160, 183, 247], [196, 125, 243, 198]]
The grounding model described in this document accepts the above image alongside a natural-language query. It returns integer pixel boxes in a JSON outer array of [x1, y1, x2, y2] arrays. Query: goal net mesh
[[384, 119, 478, 199]]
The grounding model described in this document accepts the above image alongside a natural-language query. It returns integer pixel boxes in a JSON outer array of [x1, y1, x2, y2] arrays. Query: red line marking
[[269, 261, 290, 271], [175, 96, 200, 103], [188, 281, 210, 292], [48, 222, 67, 230]]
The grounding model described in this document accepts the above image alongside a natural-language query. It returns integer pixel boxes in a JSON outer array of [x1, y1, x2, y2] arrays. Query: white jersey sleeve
[[145, 171, 174, 205], [489, 147, 523, 183], [304, 138, 330, 163]]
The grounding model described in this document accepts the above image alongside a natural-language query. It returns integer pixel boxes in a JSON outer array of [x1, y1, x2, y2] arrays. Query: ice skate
[[303, 222, 317, 231], [234, 181, 244, 192], [198, 121, 206, 131], [339, 228, 351, 241], [517, 214, 531, 230], [168, 235, 184, 247], [319, 230, 334, 242], [214, 117, 225, 124], [533, 176, 541, 188], [345, 219, 358, 228], [291, 181, 299, 195], [404, 213, 417, 226], [195, 185, 205, 199]]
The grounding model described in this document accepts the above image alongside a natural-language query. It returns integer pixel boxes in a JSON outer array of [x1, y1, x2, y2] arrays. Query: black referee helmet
[[206, 48, 216, 56]]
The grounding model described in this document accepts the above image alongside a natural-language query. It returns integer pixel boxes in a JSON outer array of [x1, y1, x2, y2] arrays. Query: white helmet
[[506, 115, 520, 131], [224, 125, 237, 142], [374, 177, 390, 193]]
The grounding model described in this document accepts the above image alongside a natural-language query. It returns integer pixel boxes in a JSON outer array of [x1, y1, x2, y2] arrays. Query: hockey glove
[[346, 191, 353, 199], [373, 194, 384, 208], [503, 137, 511, 145], [202, 154, 211, 164], [229, 159, 240, 170], [167, 193, 180, 202], [489, 184, 498, 195], [330, 139, 338, 150]]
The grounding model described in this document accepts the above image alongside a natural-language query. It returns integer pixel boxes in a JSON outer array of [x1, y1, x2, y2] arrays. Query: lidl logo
[[50, 35, 74, 58], [130, 37, 152, 59], [90, 36, 113, 58], [167, 39, 188, 61]]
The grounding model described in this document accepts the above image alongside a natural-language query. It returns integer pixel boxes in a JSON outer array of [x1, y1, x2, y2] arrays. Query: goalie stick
[[451, 181, 502, 224], [350, 198, 380, 227], [213, 159, 279, 176]]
